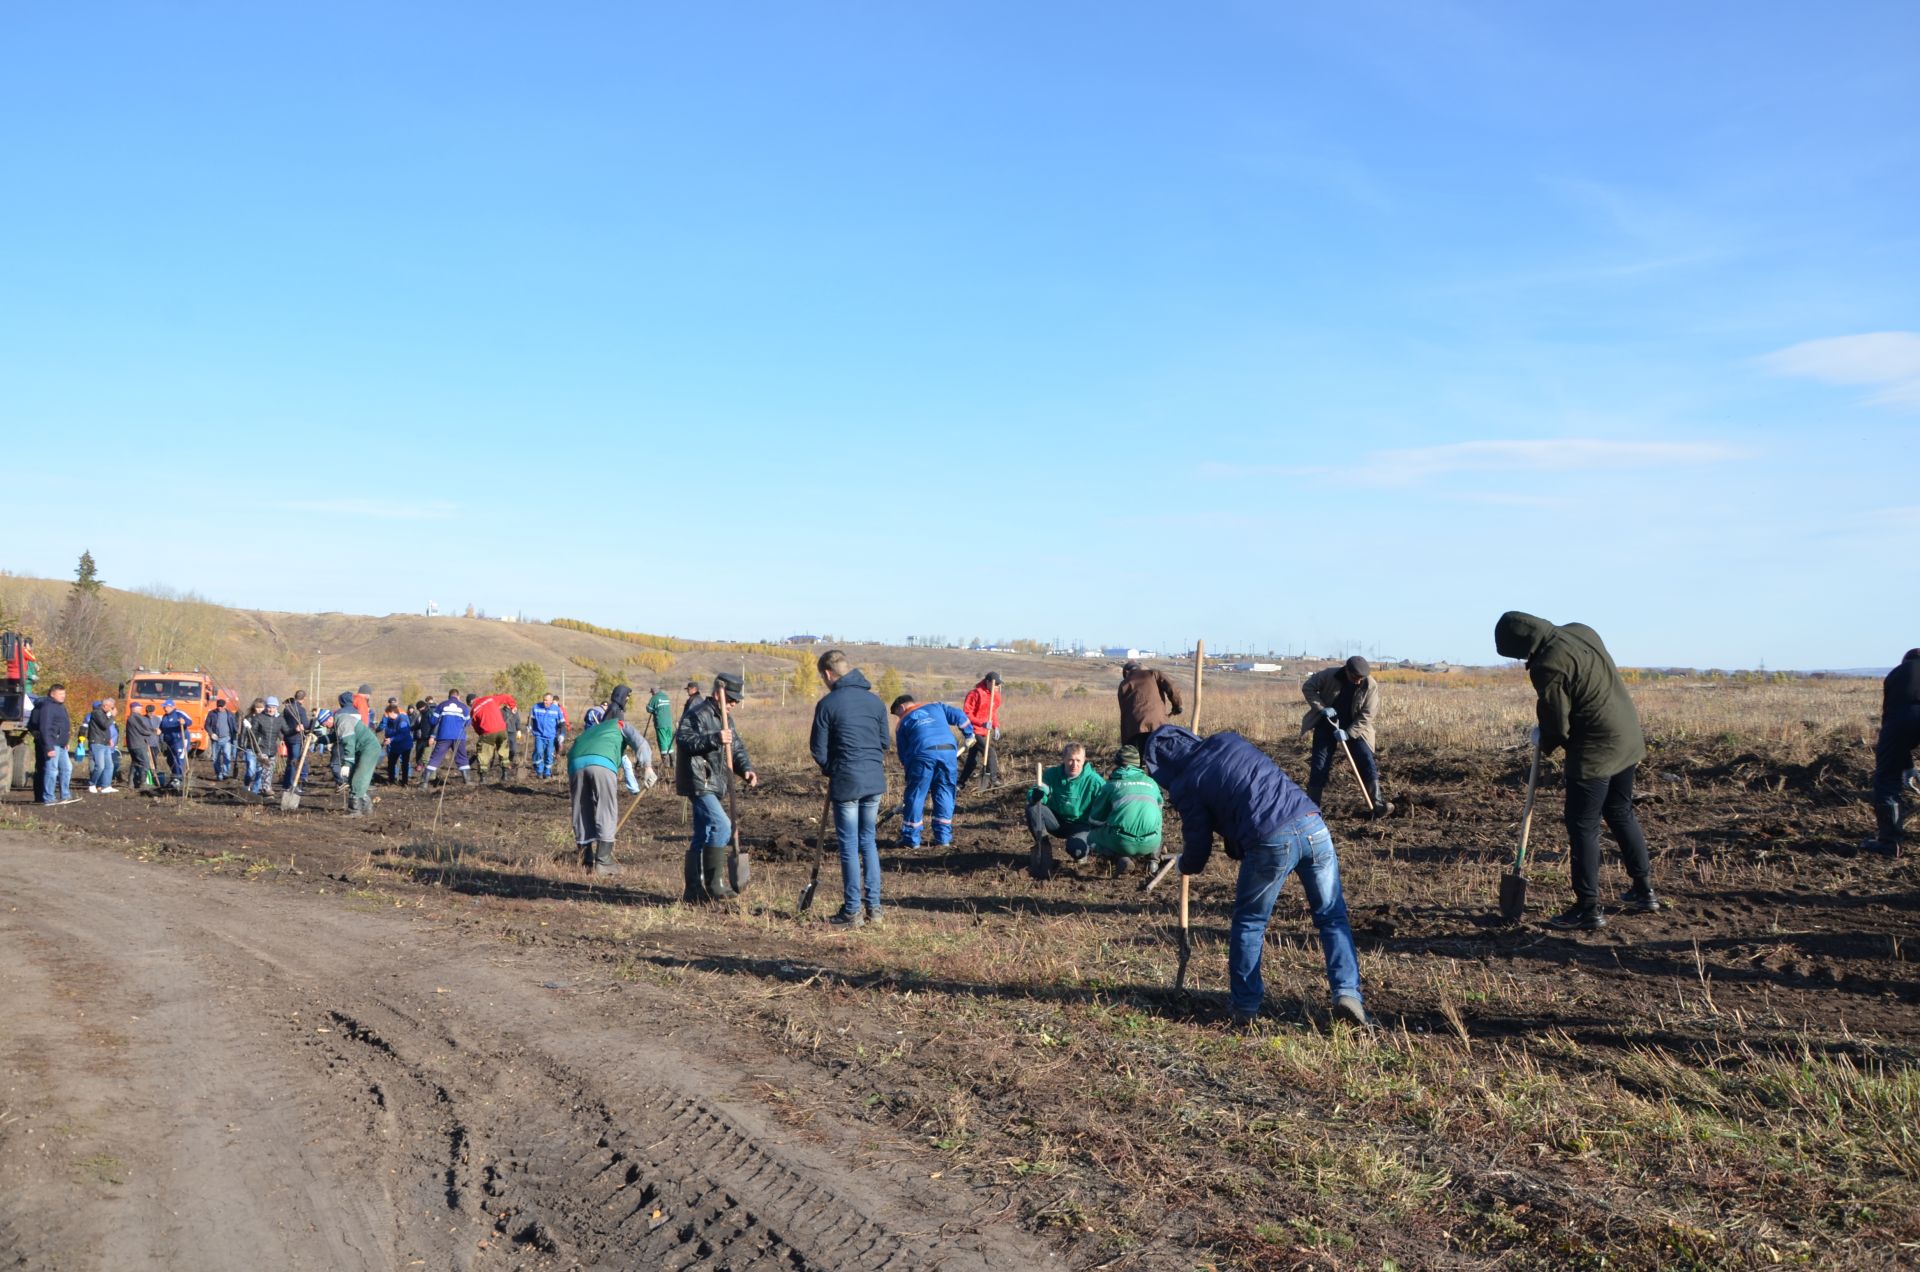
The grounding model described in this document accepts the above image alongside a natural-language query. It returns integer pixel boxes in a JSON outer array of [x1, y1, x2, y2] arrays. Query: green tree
[[441, 669, 468, 694], [591, 665, 625, 704], [72, 550, 102, 597], [492, 661, 548, 703], [875, 665, 904, 706], [400, 677, 424, 705]]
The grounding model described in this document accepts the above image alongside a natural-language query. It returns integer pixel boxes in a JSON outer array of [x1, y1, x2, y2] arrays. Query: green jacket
[[567, 717, 648, 775], [1494, 611, 1646, 782], [1088, 764, 1163, 856], [1032, 763, 1106, 824], [646, 690, 674, 750]]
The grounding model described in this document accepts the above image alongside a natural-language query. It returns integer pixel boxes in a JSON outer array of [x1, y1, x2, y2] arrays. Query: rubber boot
[[1868, 804, 1902, 857], [418, 767, 437, 787], [682, 846, 705, 901], [593, 841, 620, 877], [1305, 780, 1325, 807], [582, 843, 597, 871], [460, 767, 475, 786], [703, 841, 736, 900], [1368, 781, 1393, 820], [1029, 834, 1053, 882]]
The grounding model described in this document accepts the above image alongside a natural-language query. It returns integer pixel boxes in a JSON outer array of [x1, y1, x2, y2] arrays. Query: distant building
[[1101, 647, 1156, 660], [784, 635, 820, 646], [1231, 661, 1284, 673]]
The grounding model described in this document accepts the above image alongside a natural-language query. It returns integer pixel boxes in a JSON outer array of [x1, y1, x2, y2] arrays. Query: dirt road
[[0, 832, 1052, 1271]]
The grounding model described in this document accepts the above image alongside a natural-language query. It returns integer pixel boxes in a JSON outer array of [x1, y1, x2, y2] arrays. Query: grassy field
[[18, 668, 1911, 1269]]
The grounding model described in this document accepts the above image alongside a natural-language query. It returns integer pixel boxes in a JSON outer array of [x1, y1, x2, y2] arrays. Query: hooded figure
[[1867, 648, 1920, 854], [1493, 612, 1656, 930], [674, 673, 755, 902], [1142, 725, 1367, 1029]]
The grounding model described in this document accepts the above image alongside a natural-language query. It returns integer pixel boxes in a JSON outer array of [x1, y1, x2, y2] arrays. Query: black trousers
[[957, 737, 999, 787], [1564, 765, 1651, 908]]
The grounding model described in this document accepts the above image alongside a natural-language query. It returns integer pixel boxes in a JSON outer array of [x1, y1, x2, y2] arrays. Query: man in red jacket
[[956, 671, 1003, 791], [469, 692, 516, 782]]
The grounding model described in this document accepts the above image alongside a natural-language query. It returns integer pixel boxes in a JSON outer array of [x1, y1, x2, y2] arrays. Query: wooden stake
[[1191, 639, 1205, 734]]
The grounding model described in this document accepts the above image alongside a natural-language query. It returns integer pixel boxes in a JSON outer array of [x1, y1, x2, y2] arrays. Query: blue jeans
[[90, 746, 116, 790], [40, 748, 73, 803], [211, 738, 236, 780], [1307, 723, 1377, 802], [245, 750, 271, 793], [691, 791, 732, 852], [1229, 814, 1362, 1015], [532, 734, 556, 777], [834, 794, 883, 917]]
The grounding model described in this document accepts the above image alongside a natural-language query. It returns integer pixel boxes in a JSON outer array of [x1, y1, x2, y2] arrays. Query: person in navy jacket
[[420, 690, 474, 785], [1143, 725, 1369, 1030]]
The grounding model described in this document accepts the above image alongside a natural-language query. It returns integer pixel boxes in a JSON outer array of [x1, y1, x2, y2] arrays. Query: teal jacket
[[1032, 763, 1106, 824], [1088, 764, 1163, 856]]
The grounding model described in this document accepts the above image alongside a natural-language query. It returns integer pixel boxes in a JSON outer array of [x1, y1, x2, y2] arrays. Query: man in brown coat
[[1300, 656, 1389, 818], [1118, 661, 1184, 749]]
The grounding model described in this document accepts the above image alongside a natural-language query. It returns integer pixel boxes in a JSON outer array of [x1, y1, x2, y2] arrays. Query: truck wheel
[[4, 740, 29, 790]]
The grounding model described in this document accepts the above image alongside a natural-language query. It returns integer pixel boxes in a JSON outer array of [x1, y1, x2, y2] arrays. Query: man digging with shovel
[[1494, 611, 1659, 932], [567, 701, 656, 876], [1142, 723, 1369, 1030], [1300, 656, 1390, 818]]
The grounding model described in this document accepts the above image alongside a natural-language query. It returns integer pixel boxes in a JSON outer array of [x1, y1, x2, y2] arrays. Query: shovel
[[1498, 741, 1542, 922], [1144, 855, 1178, 894], [279, 734, 317, 810], [797, 794, 834, 913], [1173, 874, 1192, 991]]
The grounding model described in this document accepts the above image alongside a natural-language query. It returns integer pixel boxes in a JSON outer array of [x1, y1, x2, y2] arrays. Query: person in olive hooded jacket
[[1866, 648, 1920, 855], [1494, 611, 1657, 931]]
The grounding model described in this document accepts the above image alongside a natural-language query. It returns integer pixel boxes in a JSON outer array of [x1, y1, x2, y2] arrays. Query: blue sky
[[3, 2, 1914, 668]]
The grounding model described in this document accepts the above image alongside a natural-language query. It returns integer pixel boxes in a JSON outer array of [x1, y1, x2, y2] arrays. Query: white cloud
[[1363, 439, 1742, 485], [1761, 332, 1920, 409], [286, 499, 460, 521], [1205, 438, 1742, 487]]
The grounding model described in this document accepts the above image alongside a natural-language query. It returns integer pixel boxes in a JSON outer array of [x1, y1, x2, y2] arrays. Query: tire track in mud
[[1, 833, 1038, 1271]]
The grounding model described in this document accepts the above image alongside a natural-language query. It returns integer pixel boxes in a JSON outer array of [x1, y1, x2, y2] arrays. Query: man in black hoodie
[[809, 650, 891, 926], [26, 684, 74, 804], [1868, 648, 1920, 855], [85, 697, 118, 793]]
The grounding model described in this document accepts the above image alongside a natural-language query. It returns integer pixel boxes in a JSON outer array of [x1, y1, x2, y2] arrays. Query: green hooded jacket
[[646, 690, 674, 753], [1494, 611, 1646, 781], [1087, 764, 1163, 856]]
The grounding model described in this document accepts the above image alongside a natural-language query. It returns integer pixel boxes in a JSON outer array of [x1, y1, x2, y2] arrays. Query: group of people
[[23, 689, 207, 802], [21, 628, 1915, 1030]]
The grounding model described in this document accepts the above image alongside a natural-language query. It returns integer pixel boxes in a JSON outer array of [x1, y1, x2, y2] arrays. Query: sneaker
[[1333, 995, 1372, 1029], [828, 910, 865, 928], [59, 796, 81, 805], [1547, 905, 1607, 932], [864, 910, 884, 927], [1618, 883, 1662, 914], [100, 786, 116, 793]]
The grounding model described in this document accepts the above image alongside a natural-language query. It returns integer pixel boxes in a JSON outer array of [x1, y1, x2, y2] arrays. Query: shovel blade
[[1498, 871, 1528, 922], [279, 787, 301, 811], [797, 877, 818, 913], [1173, 931, 1191, 991], [729, 849, 751, 893]]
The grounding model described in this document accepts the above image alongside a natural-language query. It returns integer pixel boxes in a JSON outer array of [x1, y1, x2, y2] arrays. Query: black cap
[[1344, 655, 1371, 679], [338, 691, 355, 708], [890, 694, 914, 715], [983, 670, 1003, 685], [685, 679, 700, 690], [1122, 660, 1140, 673], [714, 672, 744, 702]]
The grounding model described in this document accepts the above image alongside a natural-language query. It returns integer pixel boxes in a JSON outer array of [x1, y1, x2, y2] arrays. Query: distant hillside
[[0, 573, 1160, 713]]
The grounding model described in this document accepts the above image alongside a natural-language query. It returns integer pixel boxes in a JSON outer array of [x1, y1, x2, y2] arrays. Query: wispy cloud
[[1761, 332, 1920, 409], [286, 498, 460, 521], [1203, 438, 1744, 487]]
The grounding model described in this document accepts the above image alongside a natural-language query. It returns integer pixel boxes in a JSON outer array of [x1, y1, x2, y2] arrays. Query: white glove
[[1334, 728, 1348, 742], [643, 766, 658, 789], [1528, 726, 1541, 748]]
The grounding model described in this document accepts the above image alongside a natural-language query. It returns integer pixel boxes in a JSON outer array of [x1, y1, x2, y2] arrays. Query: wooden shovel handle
[[1515, 741, 1541, 869]]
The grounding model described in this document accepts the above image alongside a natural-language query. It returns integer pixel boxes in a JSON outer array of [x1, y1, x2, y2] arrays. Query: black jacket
[[808, 669, 891, 801], [282, 699, 309, 740], [239, 711, 283, 757], [1885, 650, 1920, 716], [674, 695, 752, 797], [27, 698, 70, 750], [85, 706, 116, 748]]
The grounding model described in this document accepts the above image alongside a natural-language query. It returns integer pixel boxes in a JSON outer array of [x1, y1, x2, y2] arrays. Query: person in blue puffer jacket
[[1142, 725, 1369, 1030], [529, 693, 564, 779], [889, 694, 974, 849]]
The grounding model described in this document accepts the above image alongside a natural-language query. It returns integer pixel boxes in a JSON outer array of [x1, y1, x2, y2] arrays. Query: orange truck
[[121, 668, 242, 754]]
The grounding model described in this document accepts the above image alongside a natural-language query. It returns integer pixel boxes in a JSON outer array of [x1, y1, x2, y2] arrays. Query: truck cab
[[122, 669, 238, 754]]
